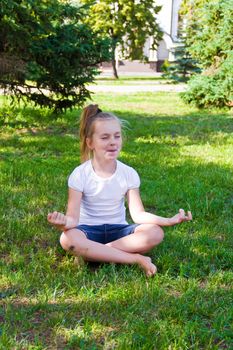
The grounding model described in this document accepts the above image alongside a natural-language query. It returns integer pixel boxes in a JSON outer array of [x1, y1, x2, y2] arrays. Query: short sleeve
[[127, 167, 140, 189], [68, 166, 84, 192]]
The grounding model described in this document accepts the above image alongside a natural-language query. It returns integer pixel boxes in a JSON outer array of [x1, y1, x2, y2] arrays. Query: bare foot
[[136, 255, 157, 277]]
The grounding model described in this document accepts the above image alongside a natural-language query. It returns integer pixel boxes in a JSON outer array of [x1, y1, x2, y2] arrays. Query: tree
[[179, 0, 207, 18], [0, 0, 111, 111], [180, 0, 233, 108], [80, 0, 162, 78], [161, 0, 205, 83], [162, 42, 201, 83]]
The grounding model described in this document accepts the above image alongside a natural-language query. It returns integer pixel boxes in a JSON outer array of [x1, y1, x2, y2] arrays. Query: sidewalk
[[88, 83, 186, 93], [90, 68, 187, 92]]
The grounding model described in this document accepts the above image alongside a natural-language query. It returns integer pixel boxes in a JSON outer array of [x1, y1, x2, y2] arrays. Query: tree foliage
[[80, 0, 162, 78], [162, 42, 201, 83], [179, 0, 208, 17], [181, 0, 233, 108], [0, 0, 111, 111]]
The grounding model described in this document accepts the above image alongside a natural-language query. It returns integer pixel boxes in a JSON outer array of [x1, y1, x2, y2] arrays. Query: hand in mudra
[[47, 211, 78, 231], [170, 209, 192, 225]]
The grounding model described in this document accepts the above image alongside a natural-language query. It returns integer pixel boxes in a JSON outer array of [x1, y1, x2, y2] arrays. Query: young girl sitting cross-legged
[[47, 104, 192, 277]]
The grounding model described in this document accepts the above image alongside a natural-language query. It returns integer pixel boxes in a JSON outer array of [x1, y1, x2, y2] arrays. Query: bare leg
[[106, 224, 164, 254], [60, 228, 157, 277]]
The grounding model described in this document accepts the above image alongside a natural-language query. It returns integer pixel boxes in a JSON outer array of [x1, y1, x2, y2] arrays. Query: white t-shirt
[[68, 160, 140, 225]]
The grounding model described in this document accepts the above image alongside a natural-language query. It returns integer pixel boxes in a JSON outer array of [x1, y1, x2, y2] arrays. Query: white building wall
[[171, 0, 183, 41], [147, 0, 183, 63], [156, 0, 173, 36], [113, 0, 183, 72]]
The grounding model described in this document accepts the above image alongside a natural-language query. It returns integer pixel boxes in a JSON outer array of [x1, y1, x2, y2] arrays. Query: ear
[[86, 137, 93, 150]]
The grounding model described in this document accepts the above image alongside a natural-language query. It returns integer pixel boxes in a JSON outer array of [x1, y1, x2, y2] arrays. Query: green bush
[[161, 59, 170, 73], [182, 52, 233, 108], [182, 0, 233, 108]]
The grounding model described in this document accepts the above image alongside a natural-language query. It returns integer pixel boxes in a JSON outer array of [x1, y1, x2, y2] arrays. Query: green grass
[[0, 91, 233, 349], [96, 75, 162, 80], [94, 76, 166, 85]]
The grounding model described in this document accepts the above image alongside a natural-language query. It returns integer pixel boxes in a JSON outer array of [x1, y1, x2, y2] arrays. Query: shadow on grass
[[0, 110, 232, 182], [117, 111, 233, 144], [1, 104, 232, 348], [2, 278, 232, 349], [1, 107, 232, 142], [1, 108, 232, 274], [0, 103, 81, 130], [1, 155, 232, 280]]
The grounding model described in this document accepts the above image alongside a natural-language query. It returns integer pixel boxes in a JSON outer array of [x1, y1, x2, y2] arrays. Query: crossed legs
[[60, 224, 164, 277]]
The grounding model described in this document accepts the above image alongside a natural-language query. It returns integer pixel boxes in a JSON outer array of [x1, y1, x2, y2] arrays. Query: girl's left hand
[[170, 209, 192, 225]]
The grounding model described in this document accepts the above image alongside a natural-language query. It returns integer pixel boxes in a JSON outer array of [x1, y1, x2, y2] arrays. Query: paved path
[[88, 83, 186, 93], [0, 82, 186, 95]]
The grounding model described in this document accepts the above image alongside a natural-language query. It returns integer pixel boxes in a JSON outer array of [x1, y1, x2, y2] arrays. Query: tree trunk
[[111, 57, 119, 79], [110, 35, 119, 79]]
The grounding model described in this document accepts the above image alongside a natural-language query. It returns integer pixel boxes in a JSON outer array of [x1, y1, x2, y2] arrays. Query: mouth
[[106, 149, 118, 154]]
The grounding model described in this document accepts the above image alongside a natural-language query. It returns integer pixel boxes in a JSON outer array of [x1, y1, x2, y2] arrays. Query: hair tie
[[96, 108, 102, 114], [89, 107, 102, 119]]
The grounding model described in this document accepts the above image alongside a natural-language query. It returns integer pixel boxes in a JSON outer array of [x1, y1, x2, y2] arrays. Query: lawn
[[0, 91, 233, 349], [94, 76, 166, 86]]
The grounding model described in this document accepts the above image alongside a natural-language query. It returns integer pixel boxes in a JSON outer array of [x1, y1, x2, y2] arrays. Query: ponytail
[[79, 104, 99, 162], [79, 104, 121, 163]]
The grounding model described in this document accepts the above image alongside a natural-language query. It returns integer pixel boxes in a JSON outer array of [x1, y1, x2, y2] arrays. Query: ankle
[[134, 253, 144, 265]]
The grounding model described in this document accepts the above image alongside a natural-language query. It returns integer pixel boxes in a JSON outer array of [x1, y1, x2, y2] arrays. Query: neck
[[91, 158, 117, 178]]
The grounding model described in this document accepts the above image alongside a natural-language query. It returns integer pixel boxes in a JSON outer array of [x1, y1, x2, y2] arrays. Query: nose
[[110, 136, 116, 145]]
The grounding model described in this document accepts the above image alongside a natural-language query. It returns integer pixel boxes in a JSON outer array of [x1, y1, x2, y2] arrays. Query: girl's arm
[[127, 188, 192, 226], [47, 188, 82, 231]]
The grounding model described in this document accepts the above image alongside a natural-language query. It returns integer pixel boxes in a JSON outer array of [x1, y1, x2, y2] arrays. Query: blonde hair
[[79, 104, 121, 163]]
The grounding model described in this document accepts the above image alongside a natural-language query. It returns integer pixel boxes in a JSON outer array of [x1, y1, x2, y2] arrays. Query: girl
[[48, 104, 192, 277]]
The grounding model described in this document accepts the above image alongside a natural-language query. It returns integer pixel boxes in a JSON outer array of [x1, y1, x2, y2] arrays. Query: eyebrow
[[100, 131, 121, 136]]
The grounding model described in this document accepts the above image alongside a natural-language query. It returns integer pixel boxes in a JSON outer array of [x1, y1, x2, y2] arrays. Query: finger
[[57, 213, 66, 225], [51, 211, 59, 221], [53, 212, 62, 224], [47, 212, 56, 222], [183, 211, 192, 221], [50, 211, 63, 224], [179, 208, 186, 219]]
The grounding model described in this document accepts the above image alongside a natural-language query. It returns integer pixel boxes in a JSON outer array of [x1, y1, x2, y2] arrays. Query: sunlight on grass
[[1, 91, 233, 349]]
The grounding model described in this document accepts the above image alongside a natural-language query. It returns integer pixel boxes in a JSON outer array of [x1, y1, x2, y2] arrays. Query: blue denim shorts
[[77, 224, 139, 244]]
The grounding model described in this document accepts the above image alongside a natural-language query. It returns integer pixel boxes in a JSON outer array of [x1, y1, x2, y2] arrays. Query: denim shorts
[[77, 224, 139, 244]]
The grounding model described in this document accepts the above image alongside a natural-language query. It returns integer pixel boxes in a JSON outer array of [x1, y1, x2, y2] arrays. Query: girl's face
[[87, 118, 122, 161]]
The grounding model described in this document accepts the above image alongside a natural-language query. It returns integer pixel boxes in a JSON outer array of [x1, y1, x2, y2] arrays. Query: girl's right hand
[[47, 211, 78, 231], [169, 208, 192, 226]]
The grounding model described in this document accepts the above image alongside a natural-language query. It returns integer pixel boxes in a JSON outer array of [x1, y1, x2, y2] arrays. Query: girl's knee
[[150, 225, 164, 245], [156, 225, 164, 242], [60, 231, 75, 252], [60, 229, 87, 253], [60, 232, 68, 251]]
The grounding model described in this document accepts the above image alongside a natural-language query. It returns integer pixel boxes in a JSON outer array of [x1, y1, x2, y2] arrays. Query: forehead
[[93, 118, 121, 134]]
